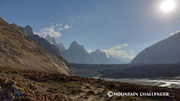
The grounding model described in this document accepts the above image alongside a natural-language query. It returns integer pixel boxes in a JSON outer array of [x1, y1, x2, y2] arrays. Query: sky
[[1, 0, 180, 60]]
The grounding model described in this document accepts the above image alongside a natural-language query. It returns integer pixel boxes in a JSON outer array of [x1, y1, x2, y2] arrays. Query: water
[[93, 77, 180, 88]]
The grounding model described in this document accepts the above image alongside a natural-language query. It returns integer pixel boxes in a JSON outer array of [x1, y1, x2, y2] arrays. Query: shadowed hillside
[[131, 31, 180, 64], [101, 64, 180, 78]]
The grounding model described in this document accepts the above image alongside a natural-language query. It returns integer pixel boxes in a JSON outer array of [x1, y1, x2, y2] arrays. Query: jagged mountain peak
[[18, 25, 34, 36], [69, 41, 84, 50], [45, 35, 66, 52], [45, 35, 56, 44], [25, 25, 32, 29], [89, 49, 110, 64], [71, 41, 78, 46], [62, 41, 96, 64]]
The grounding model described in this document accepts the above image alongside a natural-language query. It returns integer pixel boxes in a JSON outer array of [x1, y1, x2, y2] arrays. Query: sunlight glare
[[160, 0, 175, 12]]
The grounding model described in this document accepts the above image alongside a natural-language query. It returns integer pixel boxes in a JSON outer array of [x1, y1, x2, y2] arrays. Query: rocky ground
[[0, 66, 180, 101]]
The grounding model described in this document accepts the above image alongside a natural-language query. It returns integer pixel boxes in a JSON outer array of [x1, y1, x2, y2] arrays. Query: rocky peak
[[69, 41, 83, 50], [25, 25, 34, 36], [45, 35, 56, 44], [25, 25, 32, 30], [62, 41, 96, 64], [71, 41, 78, 46], [45, 35, 66, 51], [18, 25, 34, 36], [89, 49, 110, 64]]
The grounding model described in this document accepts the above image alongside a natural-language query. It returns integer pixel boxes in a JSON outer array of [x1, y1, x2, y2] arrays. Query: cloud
[[64, 25, 73, 29], [40, 27, 62, 38], [71, 20, 74, 22], [50, 26, 55, 28], [113, 44, 128, 49], [170, 33, 174, 35], [35, 23, 73, 38], [58, 27, 64, 31], [100, 44, 136, 60]]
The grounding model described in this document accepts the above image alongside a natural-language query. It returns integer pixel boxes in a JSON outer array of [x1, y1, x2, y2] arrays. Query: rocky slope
[[131, 31, 180, 64], [62, 41, 96, 64], [0, 17, 69, 75], [45, 35, 66, 52], [0, 66, 179, 101]]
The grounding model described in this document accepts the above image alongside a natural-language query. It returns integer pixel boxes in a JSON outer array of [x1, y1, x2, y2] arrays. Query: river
[[93, 77, 180, 88]]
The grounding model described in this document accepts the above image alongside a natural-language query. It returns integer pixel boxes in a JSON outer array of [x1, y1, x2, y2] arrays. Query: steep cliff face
[[18, 25, 34, 36], [45, 35, 66, 52], [131, 31, 180, 64], [0, 17, 69, 75], [62, 41, 96, 64]]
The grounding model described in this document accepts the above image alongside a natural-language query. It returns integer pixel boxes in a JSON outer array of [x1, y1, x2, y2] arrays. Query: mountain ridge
[[131, 31, 180, 64], [17, 25, 63, 57]]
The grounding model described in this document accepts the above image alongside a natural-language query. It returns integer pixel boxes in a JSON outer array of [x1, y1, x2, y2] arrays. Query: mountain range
[[0, 17, 69, 75], [61, 41, 122, 64], [13, 21, 125, 65], [17, 24, 123, 64], [131, 31, 180, 64]]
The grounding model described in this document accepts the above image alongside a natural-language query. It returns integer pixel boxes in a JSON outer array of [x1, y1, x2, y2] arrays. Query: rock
[[88, 91, 95, 95], [30, 75, 39, 81], [12, 76, 16, 80], [28, 82, 37, 90]]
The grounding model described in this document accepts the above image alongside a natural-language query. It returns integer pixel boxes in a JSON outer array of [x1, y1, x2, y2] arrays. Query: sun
[[160, 0, 175, 12]]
